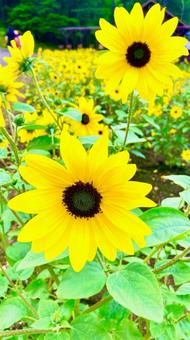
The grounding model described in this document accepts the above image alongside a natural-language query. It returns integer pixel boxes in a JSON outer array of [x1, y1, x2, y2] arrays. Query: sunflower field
[[1, 2, 190, 339]]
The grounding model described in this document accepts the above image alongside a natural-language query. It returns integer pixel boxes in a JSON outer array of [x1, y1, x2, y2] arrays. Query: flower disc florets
[[63, 181, 102, 218]]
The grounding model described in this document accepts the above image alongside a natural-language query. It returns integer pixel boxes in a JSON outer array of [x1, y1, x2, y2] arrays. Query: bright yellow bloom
[[169, 128, 176, 135], [71, 97, 104, 136], [8, 132, 155, 272], [170, 106, 182, 119], [181, 149, 190, 162], [95, 3, 188, 101], [4, 31, 34, 73], [0, 66, 24, 104]]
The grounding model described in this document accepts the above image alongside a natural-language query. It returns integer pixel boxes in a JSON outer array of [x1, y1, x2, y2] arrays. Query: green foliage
[[1, 0, 190, 44], [107, 262, 164, 322]]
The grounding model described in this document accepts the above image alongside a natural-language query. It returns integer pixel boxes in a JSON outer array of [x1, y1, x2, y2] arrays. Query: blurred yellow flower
[[181, 149, 190, 162], [170, 106, 182, 119], [5, 31, 34, 73]]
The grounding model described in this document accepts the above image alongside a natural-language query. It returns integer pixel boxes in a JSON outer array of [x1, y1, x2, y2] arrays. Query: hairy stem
[[82, 295, 112, 315], [0, 126, 20, 166], [0, 263, 39, 319], [0, 328, 69, 337], [30, 66, 61, 129], [153, 246, 190, 273], [122, 91, 134, 149]]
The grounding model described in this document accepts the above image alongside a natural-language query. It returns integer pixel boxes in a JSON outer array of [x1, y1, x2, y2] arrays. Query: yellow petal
[[18, 210, 66, 242], [20, 154, 71, 188], [44, 227, 70, 260], [21, 31, 34, 58], [60, 131, 87, 181], [93, 217, 117, 261], [69, 219, 90, 272], [8, 189, 62, 214], [87, 133, 108, 178], [102, 205, 151, 236]]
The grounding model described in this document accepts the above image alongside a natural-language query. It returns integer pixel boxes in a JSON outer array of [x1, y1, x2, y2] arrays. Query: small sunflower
[[4, 31, 34, 74], [95, 3, 188, 101], [0, 66, 24, 105], [8, 132, 155, 272], [170, 106, 182, 119], [71, 97, 104, 136], [181, 149, 190, 162]]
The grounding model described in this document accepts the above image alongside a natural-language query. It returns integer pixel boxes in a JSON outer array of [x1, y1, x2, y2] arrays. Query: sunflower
[[95, 3, 188, 101], [8, 132, 155, 272], [170, 105, 182, 119], [70, 97, 104, 136], [4, 31, 34, 74]]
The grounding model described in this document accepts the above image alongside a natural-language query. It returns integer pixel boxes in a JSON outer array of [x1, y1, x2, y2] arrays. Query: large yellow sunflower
[[4, 31, 34, 74], [8, 132, 155, 272], [95, 2, 188, 101], [71, 97, 104, 136]]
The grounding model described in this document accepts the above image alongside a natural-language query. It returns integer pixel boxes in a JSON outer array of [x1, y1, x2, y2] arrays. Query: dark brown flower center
[[126, 42, 151, 68], [81, 113, 90, 125], [62, 181, 102, 218]]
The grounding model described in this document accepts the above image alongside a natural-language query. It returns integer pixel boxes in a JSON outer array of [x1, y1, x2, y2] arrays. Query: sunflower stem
[[0, 127, 20, 166], [153, 246, 190, 273], [0, 262, 40, 319], [0, 328, 69, 337], [46, 264, 60, 285], [2, 95, 15, 137], [82, 295, 112, 315], [30, 66, 62, 130], [122, 91, 134, 149]]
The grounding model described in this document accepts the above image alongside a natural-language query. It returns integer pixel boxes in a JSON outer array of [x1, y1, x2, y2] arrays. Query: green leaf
[[161, 197, 182, 209], [114, 319, 144, 340], [17, 250, 68, 270], [71, 314, 111, 340], [0, 297, 28, 330], [6, 242, 31, 263], [140, 207, 190, 247], [106, 262, 164, 322], [25, 279, 48, 299], [61, 108, 82, 121], [79, 136, 99, 145], [176, 283, 190, 295], [163, 175, 190, 189], [38, 299, 58, 318], [13, 102, 35, 113], [27, 136, 59, 151], [31, 316, 52, 329], [0, 169, 11, 186], [158, 262, 190, 285], [180, 189, 190, 205], [57, 262, 106, 299], [0, 275, 9, 297]]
